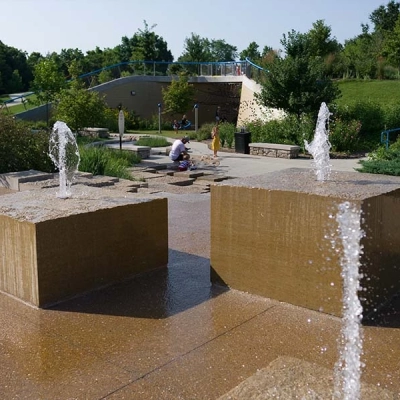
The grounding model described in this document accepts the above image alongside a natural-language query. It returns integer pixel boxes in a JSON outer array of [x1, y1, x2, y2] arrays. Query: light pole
[[157, 103, 162, 134], [118, 104, 124, 151], [194, 103, 199, 133]]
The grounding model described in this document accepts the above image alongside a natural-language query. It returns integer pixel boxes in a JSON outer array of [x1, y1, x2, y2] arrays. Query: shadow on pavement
[[49, 249, 228, 319]]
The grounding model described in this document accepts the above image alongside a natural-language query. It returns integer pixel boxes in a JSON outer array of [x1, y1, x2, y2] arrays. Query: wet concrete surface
[[1, 184, 400, 398]]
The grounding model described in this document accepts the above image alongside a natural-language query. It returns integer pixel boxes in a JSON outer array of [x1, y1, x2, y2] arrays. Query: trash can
[[235, 130, 251, 154]]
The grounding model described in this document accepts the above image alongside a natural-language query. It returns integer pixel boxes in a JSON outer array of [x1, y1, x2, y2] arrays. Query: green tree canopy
[[31, 58, 66, 104], [179, 33, 212, 62], [0, 41, 32, 93], [54, 85, 107, 133], [382, 14, 400, 67], [258, 27, 341, 118], [179, 33, 237, 62], [162, 74, 195, 115], [239, 42, 261, 61], [370, 0, 400, 35]]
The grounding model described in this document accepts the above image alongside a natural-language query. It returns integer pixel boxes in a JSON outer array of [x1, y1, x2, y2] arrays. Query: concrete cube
[[210, 168, 400, 318], [0, 186, 168, 307]]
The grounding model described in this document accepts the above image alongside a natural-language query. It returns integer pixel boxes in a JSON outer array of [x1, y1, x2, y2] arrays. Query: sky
[[0, 0, 390, 61]]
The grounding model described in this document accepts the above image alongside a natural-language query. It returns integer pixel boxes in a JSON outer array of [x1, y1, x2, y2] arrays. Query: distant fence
[[6, 58, 267, 119]]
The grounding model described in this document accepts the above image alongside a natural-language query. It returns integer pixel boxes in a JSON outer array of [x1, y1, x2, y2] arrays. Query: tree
[[84, 46, 106, 74], [54, 88, 106, 132], [370, 0, 400, 35], [9, 70, 23, 93], [178, 33, 212, 62], [98, 69, 113, 83], [307, 20, 341, 57], [31, 58, 66, 125], [257, 53, 340, 118], [239, 42, 261, 61], [53, 61, 107, 132], [209, 39, 237, 61], [162, 74, 195, 115], [342, 29, 382, 78], [179, 33, 237, 63], [59, 48, 85, 77], [0, 41, 32, 93], [382, 14, 400, 67], [31, 58, 66, 103]]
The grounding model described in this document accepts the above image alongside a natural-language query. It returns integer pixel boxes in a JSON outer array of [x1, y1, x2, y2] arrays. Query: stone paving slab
[[218, 356, 398, 400], [0, 170, 54, 191], [147, 175, 195, 187], [173, 171, 205, 179]]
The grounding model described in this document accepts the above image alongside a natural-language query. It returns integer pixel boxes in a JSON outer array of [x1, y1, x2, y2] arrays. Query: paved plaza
[[0, 142, 399, 399]]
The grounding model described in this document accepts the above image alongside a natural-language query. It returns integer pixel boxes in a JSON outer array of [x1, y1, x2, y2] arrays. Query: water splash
[[49, 121, 80, 199], [334, 201, 364, 400], [304, 102, 332, 181]]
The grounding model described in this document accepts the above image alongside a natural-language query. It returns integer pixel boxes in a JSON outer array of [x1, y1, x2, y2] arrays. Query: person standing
[[172, 119, 180, 133], [215, 106, 221, 122], [169, 136, 190, 161], [211, 122, 220, 158]]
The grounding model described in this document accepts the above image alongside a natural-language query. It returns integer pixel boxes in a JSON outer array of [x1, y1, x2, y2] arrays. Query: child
[[178, 154, 196, 171], [172, 120, 180, 133], [211, 122, 220, 158]]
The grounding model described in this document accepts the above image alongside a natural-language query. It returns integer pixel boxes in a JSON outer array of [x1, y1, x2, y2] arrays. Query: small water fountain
[[304, 102, 332, 181], [333, 201, 364, 400], [49, 121, 80, 199]]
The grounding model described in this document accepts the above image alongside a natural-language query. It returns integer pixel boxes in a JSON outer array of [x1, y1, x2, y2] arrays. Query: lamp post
[[118, 104, 124, 151], [157, 103, 162, 134], [194, 103, 199, 133]]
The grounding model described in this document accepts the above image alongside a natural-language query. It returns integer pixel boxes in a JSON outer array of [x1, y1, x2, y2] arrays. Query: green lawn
[[336, 80, 400, 106], [1, 94, 38, 114]]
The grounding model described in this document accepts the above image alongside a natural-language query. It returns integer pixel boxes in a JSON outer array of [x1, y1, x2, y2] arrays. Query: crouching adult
[[169, 136, 190, 162]]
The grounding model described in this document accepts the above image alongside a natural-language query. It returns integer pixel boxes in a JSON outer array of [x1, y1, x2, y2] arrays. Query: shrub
[[334, 101, 384, 143], [103, 108, 139, 132], [0, 113, 55, 173], [136, 136, 170, 147], [195, 123, 214, 141], [383, 104, 400, 131], [219, 122, 236, 148], [329, 118, 362, 153], [245, 114, 315, 150], [78, 145, 140, 180], [356, 138, 400, 175]]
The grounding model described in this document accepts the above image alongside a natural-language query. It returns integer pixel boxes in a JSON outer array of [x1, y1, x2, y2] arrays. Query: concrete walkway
[[1, 143, 399, 399], [110, 135, 365, 178]]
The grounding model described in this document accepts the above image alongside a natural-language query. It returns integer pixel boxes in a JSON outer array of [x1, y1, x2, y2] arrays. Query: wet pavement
[[1, 146, 400, 399]]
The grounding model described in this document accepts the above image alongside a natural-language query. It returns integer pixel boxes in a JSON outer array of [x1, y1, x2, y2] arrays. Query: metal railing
[[2, 59, 267, 114], [381, 128, 400, 149], [244, 57, 268, 83], [76, 60, 249, 87]]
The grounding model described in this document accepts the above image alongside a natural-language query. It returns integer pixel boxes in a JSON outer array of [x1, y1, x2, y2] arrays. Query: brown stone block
[[0, 186, 168, 307], [210, 168, 400, 318]]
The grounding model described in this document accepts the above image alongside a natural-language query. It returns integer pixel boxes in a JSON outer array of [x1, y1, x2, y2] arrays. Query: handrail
[[4, 59, 252, 113], [77, 59, 247, 79], [243, 57, 268, 82], [381, 128, 400, 149], [244, 57, 265, 71]]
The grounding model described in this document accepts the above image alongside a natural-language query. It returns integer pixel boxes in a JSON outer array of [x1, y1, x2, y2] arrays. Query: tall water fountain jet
[[305, 102, 332, 181], [334, 201, 364, 400], [49, 121, 80, 199]]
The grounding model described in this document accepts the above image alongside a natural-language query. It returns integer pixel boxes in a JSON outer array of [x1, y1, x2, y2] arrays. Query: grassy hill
[[336, 80, 400, 107]]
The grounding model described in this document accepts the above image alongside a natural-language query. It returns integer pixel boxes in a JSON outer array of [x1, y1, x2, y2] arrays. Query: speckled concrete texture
[[0, 174, 399, 399], [0, 185, 168, 307], [218, 357, 398, 399], [211, 168, 400, 318]]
